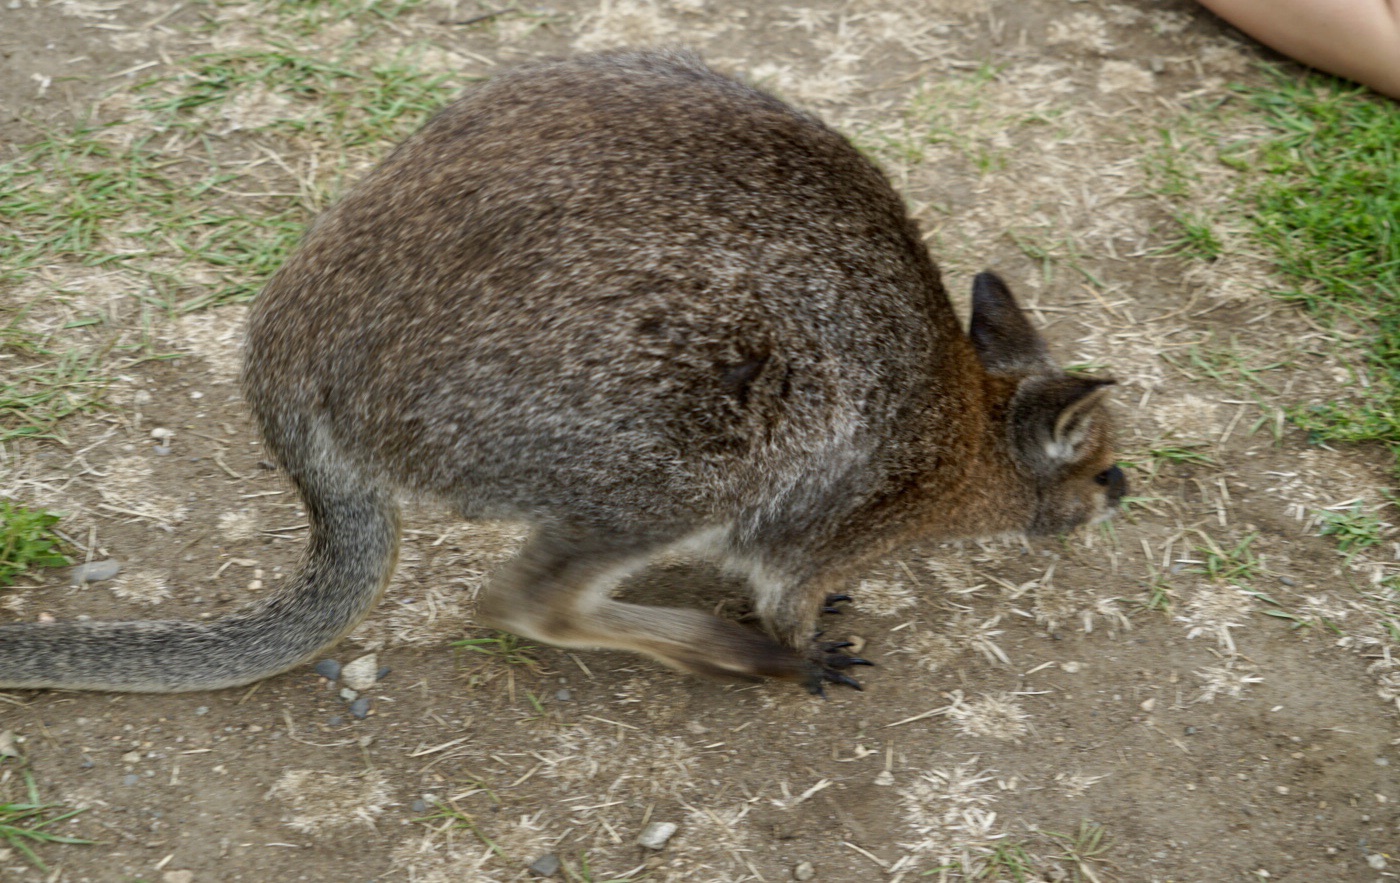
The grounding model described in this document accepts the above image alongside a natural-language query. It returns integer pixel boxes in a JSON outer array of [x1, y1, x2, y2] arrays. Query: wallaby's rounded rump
[[0, 50, 1122, 694]]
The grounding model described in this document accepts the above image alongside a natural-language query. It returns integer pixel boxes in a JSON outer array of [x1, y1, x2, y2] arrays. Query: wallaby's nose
[[1097, 465, 1127, 506]]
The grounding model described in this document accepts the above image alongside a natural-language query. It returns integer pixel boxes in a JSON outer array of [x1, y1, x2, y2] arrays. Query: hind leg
[[724, 555, 873, 694], [476, 527, 810, 684]]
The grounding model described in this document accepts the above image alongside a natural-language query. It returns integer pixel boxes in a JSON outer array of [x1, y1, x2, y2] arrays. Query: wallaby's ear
[[970, 271, 1052, 374], [1012, 375, 1116, 468]]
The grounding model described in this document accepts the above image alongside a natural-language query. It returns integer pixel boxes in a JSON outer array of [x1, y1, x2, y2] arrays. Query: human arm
[[1197, 0, 1400, 98]]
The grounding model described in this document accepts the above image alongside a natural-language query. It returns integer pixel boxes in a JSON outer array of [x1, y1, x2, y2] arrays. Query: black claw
[[804, 637, 875, 695], [822, 670, 864, 691], [821, 595, 853, 615], [824, 654, 873, 670]]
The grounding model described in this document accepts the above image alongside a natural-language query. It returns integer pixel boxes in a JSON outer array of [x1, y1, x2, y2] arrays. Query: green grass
[[859, 63, 1024, 175], [1045, 821, 1113, 883], [1316, 503, 1388, 556], [0, 766, 93, 872], [0, 502, 69, 587], [0, 46, 468, 312], [1192, 531, 1262, 583], [1161, 210, 1224, 261], [1149, 444, 1216, 468], [977, 841, 1036, 881], [453, 631, 543, 670], [1232, 72, 1400, 472], [0, 30, 474, 442]]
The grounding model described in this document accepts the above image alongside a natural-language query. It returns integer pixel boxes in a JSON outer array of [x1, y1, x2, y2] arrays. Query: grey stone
[[794, 861, 816, 880], [341, 654, 378, 691], [528, 854, 561, 877], [637, 821, 678, 850], [313, 659, 341, 681], [348, 697, 371, 719], [70, 559, 121, 584], [555, 688, 572, 701]]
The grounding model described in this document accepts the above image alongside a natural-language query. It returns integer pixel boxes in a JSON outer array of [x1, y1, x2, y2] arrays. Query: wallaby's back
[[1, 50, 1122, 694], [244, 50, 972, 525]]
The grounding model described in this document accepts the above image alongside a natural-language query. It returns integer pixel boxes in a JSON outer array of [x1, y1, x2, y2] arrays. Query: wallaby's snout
[[1098, 464, 1128, 508]]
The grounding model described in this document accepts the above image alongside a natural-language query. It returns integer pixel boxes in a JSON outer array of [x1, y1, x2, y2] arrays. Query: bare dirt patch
[[2, 1, 1397, 881]]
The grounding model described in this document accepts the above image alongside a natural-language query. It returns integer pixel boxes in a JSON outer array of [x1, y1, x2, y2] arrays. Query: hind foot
[[805, 639, 873, 696]]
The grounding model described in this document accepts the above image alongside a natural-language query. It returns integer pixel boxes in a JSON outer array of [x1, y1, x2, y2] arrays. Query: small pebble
[[153, 445, 171, 456], [150, 427, 174, 440], [410, 799, 429, 813], [314, 659, 341, 682], [348, 697, 371, 719], [340, 687, 359, 702], [195, 706, 209, 716], [376, 666, 392, 681], [794, 861, 816, 881], [1279, 575, 1297, 587], [1368, 853, 1388, 870], [556, 688, 572, 702], [637, 821, 677, 850], [70, 559, 122, 584], [162, 871, 194, 883], [123, 774, 139, 786], [528, 853, 562, 877], [341, 654, 379, 691]]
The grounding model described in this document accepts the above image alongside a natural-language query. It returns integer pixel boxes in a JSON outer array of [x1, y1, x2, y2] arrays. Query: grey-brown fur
[[0, 49, 1123, 694]]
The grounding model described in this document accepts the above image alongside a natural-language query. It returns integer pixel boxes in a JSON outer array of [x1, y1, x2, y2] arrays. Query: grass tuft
[[1234, 72, 1400, 472], [0, 765, 94, 872], [0, 502, 70, 587]]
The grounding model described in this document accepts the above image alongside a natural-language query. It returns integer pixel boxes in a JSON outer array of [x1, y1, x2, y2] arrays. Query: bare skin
[[1197, 0, 1400, 99]]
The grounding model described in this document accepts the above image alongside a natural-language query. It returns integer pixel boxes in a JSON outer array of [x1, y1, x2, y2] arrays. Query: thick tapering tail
[[0, 480, 400, 692]]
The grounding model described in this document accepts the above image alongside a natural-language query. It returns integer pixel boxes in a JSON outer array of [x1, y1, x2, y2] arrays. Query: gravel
[[341, 654, 378, 691], [528, 854, 561, 877], [69, 559, 121, 584], [637, 821, 677, 850]]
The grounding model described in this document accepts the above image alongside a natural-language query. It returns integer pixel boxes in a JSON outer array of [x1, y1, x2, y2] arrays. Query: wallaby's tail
[[0, 477, 400, 692]]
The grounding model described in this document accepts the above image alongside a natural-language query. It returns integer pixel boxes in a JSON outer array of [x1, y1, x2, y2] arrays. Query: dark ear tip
[[972, 270, 1009, 296]]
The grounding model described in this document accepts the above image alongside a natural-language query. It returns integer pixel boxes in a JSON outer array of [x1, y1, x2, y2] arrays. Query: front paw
[[805, 639, 873, 696]]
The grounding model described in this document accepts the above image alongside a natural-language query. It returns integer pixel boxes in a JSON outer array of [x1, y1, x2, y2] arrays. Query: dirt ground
[[2, 0, 1398, 881]]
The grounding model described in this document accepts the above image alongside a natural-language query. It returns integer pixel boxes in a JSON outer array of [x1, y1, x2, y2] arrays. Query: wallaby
[[0, 49, 1124, 696]]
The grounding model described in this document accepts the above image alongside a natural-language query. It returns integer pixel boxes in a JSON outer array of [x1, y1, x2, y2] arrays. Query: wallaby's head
[[969, 272, 1126, 537]]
